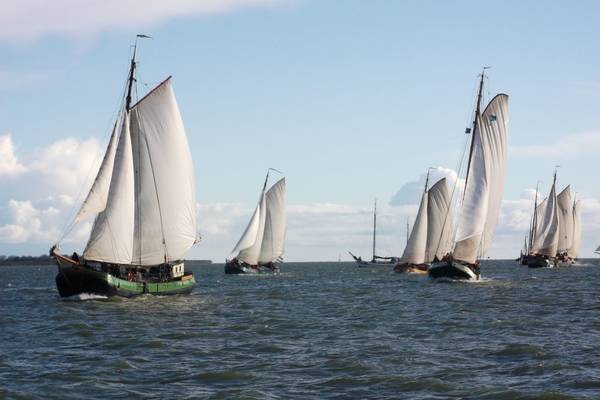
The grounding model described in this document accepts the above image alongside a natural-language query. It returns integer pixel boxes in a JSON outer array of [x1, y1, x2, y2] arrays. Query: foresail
[[238, 193, 267, 265], [454, 94, 508, 264], [530, 198, 547, 254], [130, 78, 197, 265], [426, 178, 452, 262], [231, 202, 261, 254], [556, 186, 573, 252], [401, 191, 428, 264], [75, 120, 120, 222], [259, 178, 287, 264], [84, 115, 135, 264]]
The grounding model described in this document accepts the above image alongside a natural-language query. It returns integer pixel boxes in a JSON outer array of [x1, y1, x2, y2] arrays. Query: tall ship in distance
[[428, 69, 509, 281], [225, 169, 287, 274], [349, 199, 400, 267], [51, 36, 199, 297]]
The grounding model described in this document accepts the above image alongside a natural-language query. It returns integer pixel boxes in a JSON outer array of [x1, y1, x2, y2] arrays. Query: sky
[[0, 0, 599, 261]]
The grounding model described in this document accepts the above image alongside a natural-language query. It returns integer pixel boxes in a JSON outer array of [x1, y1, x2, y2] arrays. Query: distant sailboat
[[225, 169, 287, 274], [568, 199, 582, 261], [350, 199, 400, 267], [394, 172, 453, 274], [428, 69, 509, 280], [595, 245, 600, 255], [51, 37, 198, 297], [556, 185, 575, 266], [525, 172, 560, 268]]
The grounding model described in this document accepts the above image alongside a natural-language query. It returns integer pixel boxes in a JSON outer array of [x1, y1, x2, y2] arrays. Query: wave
[[62, 293, 108, 301]]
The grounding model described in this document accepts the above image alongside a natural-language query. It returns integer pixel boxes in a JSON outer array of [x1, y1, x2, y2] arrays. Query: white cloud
[[0, 0, 291, 42], [0, 135, 27, 176], [511, 132, 600, 159], [30, 137, 104, 195]]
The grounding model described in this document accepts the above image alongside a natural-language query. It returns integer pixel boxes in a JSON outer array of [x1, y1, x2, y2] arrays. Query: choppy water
[[2, 260, 600, 399]]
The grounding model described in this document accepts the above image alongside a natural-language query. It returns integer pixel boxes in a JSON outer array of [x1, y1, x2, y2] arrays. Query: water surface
[[1, 260, 600, 399]]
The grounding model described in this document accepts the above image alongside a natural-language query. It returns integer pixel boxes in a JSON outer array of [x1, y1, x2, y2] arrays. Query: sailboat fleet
[[48, 39, 593, 298], [520, 172, 582, 268]]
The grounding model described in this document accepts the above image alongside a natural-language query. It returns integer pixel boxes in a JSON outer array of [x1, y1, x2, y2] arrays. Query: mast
[[406, 218, 410, 248], [372, 199, 377, 261], [125, 44, 137, 111], [464, 67, 489, 192], [529, 181, 540, 254]]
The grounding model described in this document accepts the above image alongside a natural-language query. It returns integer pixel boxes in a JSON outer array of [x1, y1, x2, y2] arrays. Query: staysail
[[401, 190, 428, 264], [556, 186, 573, 253], [426, 178, 453, 262], [531, 179, 559, 257], [237, 193, 267, 265], [453, 94, 509, 264], [84, 115, 135, 264], [259, 178, 287, 263]]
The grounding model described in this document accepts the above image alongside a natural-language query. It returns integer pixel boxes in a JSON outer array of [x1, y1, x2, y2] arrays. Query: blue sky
[[1, 0, 599, 260]]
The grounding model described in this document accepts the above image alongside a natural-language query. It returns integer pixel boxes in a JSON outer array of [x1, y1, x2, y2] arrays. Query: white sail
[[130, 78, 197, 265], [569, 201, 582, 258], [231, 202, 261, 255], [556, 186, 573, 252], [531, 180, 559, 257], [74, 120, 120, 222], [84, 115, 135, 264], [259, 178, 287, 263], [237, 193, 267, 265], [426, 178, 453, 262], [530, 198, 547, 254], [401, 190, 428, 264], [454, 94, 509, 264]]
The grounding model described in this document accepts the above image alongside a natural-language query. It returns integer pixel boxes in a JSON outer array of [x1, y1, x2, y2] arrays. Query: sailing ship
[[349, 200, 400, 267], [523, 172, 580, 268], [225, 169, 287, 274], [394, 171, 453, 274], [428, 69, 509, 280], [595, 246, 600, 255], [51, 37, 198, 297]]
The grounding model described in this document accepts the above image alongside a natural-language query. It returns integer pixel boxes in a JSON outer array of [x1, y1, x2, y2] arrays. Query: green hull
[[55, 264, 195, 298]]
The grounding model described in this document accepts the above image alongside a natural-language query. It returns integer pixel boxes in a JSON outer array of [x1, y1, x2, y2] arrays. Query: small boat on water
[[51, 36, 198, 297], [350, 200, 400, 267], [225, 170, 287, 274], [428, 69, 509, 281], [523, 172, 580, 268], [394, 172, 453, 274]]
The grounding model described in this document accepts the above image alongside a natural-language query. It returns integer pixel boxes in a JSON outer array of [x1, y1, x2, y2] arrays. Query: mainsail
[[259, 178, 287, 263], [531, 178, 559, 257], [569, 201, 582, 258], [556, 186, 574, 253], [453, 94, 509, 264], [83, 78, 197, 266], [425, 178, 453, 262]]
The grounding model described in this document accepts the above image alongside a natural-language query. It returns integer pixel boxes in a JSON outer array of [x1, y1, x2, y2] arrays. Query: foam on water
[[63, 292, 109, 301]]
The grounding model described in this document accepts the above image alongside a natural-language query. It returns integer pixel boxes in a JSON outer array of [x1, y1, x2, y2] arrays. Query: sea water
[[1, 260, 600, 399]]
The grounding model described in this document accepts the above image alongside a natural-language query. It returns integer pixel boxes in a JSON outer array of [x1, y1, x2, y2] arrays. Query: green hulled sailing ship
[[51, 37, 198, 297]]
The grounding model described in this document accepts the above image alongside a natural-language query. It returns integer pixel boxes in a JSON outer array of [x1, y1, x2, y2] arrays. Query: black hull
[[524, 254, 554, 269], [428, 261, 479, 280], [224, 263, 258, 274]]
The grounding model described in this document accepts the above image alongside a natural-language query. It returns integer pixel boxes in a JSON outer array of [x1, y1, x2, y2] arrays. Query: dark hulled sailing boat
[[225, 169, 287, 274], [350, 200, 400, 267], [428, 70, 509, 280], [394, 171, 453, 274], [51, 37, 198, 297]]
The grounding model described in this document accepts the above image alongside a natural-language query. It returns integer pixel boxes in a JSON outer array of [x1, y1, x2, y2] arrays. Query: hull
[[394, 262, 428, 275], [224, 261, 279, 275], [525, 254, 555, 269], [53, 253, 195, 298], [428, 260, 479, 281]]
